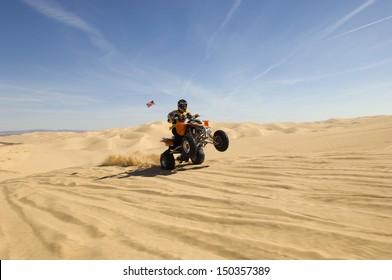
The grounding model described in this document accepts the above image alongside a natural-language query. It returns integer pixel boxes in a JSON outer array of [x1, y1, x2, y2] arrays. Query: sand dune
[[1, 116, 391, 259]]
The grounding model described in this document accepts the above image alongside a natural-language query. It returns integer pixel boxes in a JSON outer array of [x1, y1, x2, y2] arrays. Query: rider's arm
[[167, 112, 180, 123]]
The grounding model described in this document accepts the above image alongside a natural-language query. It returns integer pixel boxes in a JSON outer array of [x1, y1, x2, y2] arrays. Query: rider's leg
[[172, 128, 183, 148]]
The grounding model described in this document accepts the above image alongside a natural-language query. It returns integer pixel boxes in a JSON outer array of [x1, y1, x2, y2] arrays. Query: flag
[[146, 100, 155, 108]]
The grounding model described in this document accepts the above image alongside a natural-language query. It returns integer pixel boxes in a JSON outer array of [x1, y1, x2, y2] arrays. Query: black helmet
[[177, 99, 187, 113]]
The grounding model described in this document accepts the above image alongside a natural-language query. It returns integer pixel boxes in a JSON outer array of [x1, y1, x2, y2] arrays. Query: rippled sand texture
[[1, 116, 391, 259]]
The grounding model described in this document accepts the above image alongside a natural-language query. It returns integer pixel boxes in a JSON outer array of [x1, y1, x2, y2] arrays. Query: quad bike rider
[[167, 99, 195, 148], [160, 99, 229, 170]]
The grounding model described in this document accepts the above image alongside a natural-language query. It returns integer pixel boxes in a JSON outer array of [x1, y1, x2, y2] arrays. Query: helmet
[[177, 99, 187, 113]]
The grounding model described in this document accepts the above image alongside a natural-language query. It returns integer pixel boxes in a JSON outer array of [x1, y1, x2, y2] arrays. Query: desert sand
[[0, 115, 391, 259]]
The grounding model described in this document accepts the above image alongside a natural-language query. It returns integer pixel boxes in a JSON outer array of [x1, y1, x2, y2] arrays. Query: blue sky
[[1, 0, 391, 131]]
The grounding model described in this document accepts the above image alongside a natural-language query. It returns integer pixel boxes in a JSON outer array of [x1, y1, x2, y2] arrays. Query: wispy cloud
[[185, 0, 242, 91], [326, 15, 392, 41], [322, 0, 377, 38], [206, 0, 242, 59], [22, 0, 114, 52], [278, 58, 392, 85], [228, 49, 300, 97], [0, 82, 99, 106], [253, 55, 294, 81]]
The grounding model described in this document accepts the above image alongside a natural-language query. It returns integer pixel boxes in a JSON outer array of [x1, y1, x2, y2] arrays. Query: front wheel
[[181, 134, 197, 158], [160, 150, 175, 170], [213, 130, 229, 152]]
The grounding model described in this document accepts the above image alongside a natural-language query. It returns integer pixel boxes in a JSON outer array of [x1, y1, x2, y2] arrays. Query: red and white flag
[[146, 100, 155, 108]]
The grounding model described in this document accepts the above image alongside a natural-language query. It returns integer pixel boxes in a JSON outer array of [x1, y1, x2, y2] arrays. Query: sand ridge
[[0, 115, 391, 259]]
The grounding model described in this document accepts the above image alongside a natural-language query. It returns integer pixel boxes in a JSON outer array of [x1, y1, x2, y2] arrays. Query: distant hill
[[0, 129, 86, 136]]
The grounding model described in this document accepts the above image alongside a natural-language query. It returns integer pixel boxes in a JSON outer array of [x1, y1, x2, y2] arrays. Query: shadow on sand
[[97, 164, 209, 180], [0, 141, 23, 146]]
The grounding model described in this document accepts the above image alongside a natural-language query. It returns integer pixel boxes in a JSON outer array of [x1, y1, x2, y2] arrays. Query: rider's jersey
[[167, 109, 190, 130]]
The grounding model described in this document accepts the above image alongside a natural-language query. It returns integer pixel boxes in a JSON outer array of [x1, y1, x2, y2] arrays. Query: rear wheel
[[160, 150, 175, 170], [213, 130, 229, 152], [191, 148, 205, 164], [181, 134, 197, 158]]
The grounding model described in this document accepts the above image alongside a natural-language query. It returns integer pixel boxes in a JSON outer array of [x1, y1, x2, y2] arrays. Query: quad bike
[[160, 115, 229, 170]]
